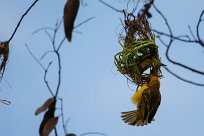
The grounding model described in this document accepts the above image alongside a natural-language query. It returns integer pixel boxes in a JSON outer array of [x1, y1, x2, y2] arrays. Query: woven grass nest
[[114, 15, 163, 86]]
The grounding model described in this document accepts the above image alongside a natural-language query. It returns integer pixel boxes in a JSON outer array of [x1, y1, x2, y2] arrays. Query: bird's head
[[148, 75, 160, 89]]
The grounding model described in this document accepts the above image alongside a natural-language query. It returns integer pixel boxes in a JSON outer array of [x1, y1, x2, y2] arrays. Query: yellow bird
[[121, 76, 161, 126]]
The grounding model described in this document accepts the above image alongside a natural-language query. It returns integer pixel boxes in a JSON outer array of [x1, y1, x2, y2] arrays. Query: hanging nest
[[114, 14, 163, 86]]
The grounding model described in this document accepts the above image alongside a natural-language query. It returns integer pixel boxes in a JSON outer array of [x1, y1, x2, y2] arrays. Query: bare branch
[[54, 128, 58, 136], [153, 4, 173, 44], [156, 35, 168, 47], [58, 98, 67, 135], [44, 62, 55, 97], [97, 0, 123, 13], [153, 4, 204, 76], [164, 67, 204, 87], [32, 27, 55, 35], [25, 44, 45, 70], [25, 44, 55, 97], [8, 0, 39, 42], [40, 51, 55, 61], [188, 25, 196, 40], [54, 51, 61, 98], [74, 17, 96, 29], [45, 30, 55, 48], [57, 37, 66, 51], [153, 29, 198, 43], [1, 77, 13, 90], [196, 10, 204, 47], [132, 0, 141, 14]]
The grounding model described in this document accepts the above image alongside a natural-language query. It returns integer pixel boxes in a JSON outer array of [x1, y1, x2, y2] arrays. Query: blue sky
[[0, 0, 204, 136]]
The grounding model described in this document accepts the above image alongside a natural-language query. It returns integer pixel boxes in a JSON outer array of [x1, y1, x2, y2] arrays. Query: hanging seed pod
[[63, 0, 80, 42], [39, 100, 57, 136], [0, 41, 9, 77]]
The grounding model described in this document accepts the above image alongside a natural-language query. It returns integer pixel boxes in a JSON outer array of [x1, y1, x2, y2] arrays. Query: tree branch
[[153, 4, 204, 76], [25, 44, 55, 97], [97, 0, 123, 13], [8, 0, 39, 43], [164, 67, 204, 87], [196, 10, 204, 47]]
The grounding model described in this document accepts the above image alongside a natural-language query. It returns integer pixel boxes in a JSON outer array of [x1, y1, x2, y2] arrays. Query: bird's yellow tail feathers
[[121, 110, 146, 126]]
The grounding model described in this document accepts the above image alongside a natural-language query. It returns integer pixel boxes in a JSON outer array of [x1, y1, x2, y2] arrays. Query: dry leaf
[[63, 0, 80, 42], [39, 100, 56, 136], [42, 117, 59, 136], [35, 98, 55, 115], [0, 41, 9, 77]]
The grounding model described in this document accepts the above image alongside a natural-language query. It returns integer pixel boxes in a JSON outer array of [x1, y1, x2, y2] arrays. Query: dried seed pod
[[64, 0, 80, 42], [41, 117, 59, 136], [0, 41, 9, 76], [39, 100, 56, 136], [35, 98, 55, 115]]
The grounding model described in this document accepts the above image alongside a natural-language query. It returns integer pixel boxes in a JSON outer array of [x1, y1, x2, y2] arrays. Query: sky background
[[0, 0, 204, 136]]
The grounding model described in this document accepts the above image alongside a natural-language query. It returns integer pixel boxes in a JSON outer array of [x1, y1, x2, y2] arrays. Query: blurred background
[[0, 0, 204, 136]]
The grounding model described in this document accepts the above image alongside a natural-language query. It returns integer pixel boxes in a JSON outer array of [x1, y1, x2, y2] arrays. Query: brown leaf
[[35, 98, 55, 115], [64, 0, 80, 42], [0, 41, 9, 76], [41, 117, 58, 136], [39, 100, 56, 136]]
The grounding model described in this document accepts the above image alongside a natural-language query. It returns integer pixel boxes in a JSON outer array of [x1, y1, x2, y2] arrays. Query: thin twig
[[53, 29, 57, 50], [32, 27, 55, 35], [56, 17, 64, 31], [25, 44, 55, 97], [30, 11, 95, 134], [126, 0, 131, 13], [25, 44, 45, 70], [1, 77, 13, 90], [164, 67, 204, 87], [59, 98, 67, 135], [153, 8, 204, 49], [8, 0, 39, 42], [54, 51, 61, 98], [156, 35, 168, 47], [153, 29, 198, 43], [54, 128, 58, 136], [132, 0, 141, 14], [44, 62, 55, 97], [40, 51, 55, 61], [57, 37, 66, 51], [153, 4, 204, 75], [126, 78, 134, 92], [196, 10, 204, 47], [188, 25, 196, 40], [65, 118, 72, 134], [97, 0, 123, 13], [45, 30, 54, 47], [74, 17, 96, 29]]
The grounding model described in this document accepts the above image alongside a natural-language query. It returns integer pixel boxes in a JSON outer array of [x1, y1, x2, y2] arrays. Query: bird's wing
[[147, 92, 161, 123], [140, 87, 151, 124]]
